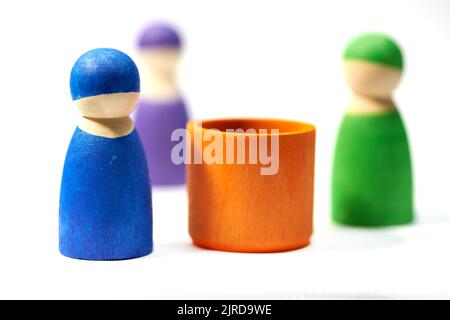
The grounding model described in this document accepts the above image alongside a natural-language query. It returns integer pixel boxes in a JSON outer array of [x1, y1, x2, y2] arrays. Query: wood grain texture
[[61, 48, 152, 260], [59, 127, 153, 260], [187, 118, 316, 253]]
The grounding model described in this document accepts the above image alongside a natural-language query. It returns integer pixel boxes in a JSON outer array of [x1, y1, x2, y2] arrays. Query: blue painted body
[[70, 48, 140, 101], [59, 127, 153, 260]]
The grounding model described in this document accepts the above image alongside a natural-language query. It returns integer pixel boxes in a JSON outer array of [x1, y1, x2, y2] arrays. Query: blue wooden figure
[[59, 48, 153, 260]]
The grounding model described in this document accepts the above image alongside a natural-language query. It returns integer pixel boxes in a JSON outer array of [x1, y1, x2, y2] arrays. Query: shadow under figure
[[332, 33, 413, 227]]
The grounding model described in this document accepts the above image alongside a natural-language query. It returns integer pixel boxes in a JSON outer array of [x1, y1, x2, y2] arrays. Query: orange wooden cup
[[187, 118, 316, 253]]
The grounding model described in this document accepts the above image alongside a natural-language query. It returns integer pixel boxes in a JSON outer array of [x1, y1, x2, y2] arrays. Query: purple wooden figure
[[134, 23, 189, 186]]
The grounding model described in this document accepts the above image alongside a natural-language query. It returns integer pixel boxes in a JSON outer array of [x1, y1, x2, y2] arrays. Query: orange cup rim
[[187, 118, 316, 137]]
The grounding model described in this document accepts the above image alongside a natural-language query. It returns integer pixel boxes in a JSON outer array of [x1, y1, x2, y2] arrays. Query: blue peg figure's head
[[70, 48, 140, 118], [137, 23, 182, 75]]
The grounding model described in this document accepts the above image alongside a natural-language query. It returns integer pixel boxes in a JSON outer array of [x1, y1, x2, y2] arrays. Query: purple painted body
[[134, 97, 188, 186]]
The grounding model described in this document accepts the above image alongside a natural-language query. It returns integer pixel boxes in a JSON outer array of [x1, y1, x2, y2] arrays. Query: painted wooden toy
[[332, 33, 413, 227], [59, 48, 153, 260], [134, 22, 189, 186], [187, 118, 316, 252]]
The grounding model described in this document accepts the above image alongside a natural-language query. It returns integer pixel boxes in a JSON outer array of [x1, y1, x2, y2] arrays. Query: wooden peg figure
[[332, 33, 413, 226], [60, 48, 153, 260], [134, 22, 189, 186]]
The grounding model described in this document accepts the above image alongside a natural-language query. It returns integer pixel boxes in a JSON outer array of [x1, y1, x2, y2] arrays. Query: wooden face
[[139, 48, 181, 74], [75, 92, 139, 118], [343, 61, 402, 98]]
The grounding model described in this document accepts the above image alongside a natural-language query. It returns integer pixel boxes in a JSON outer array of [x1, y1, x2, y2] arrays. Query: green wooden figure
[[332, 33, 414, 227]]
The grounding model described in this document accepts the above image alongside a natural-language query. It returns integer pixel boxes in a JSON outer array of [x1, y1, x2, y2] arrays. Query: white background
[[0, 0, 449, 299]]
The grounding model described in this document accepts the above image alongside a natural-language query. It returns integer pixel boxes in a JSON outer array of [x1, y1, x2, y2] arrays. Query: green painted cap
[[343, 33, 404, 70]]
